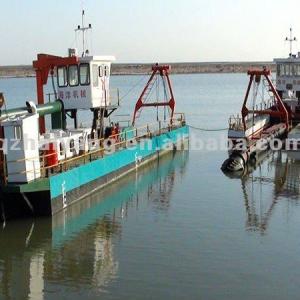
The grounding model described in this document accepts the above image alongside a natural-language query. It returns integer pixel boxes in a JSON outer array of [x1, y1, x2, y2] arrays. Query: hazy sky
[[1, 0, 300, 65]]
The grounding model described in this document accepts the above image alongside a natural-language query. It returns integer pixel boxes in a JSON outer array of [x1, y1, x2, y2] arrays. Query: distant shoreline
[[0, 62, 276, 78]]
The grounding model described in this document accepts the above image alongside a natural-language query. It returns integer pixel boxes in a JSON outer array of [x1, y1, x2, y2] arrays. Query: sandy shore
[[0, 62, 276, 78]]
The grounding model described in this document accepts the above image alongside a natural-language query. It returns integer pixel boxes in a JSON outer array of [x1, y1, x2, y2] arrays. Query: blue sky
[[1, 0, 300, 65]]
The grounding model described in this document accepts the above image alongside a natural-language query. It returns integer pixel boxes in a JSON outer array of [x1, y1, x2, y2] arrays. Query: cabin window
[[87, 134, 92, 149], [59, 142, 65, 156], [296, 65, 300, 76], [280, 64, 285, 77], [287, 64, 292, 76], [79, 136, 84, 151], [57, 66, 68, 87], [294, 65, 300, 76], [104, 66, 109, 77], [291, 64, 296, 76], [281, 64, 288, 76], [285, 64, 290, 76], [68, 65, 79, 86], [79, 63, 90, 86], [277, 65, 281, 76], [93, 64, 99, 87], [69, 139, 75, 153], [99, 66, 104, 77], [290, 64, 294, 76], [14, 126, 22, 140]]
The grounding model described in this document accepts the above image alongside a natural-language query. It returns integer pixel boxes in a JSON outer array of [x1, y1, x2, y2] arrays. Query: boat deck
[[1, 116, 186, 190]]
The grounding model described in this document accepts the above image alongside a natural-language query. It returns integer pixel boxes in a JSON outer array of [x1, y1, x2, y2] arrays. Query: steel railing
[[3, 116, 186, 182]]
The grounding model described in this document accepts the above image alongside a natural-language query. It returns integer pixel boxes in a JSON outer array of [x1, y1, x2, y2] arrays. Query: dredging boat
[[222, 28, 300, 172], [0, 150, 189, 297], [0, 12, 189, 221]]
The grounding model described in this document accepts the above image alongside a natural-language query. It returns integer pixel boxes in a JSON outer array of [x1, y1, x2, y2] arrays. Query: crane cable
[[136, 75, 158, 119], [156, 75, 159, 121], [118, 73, 150, 102], [162, 76, 168, 121]]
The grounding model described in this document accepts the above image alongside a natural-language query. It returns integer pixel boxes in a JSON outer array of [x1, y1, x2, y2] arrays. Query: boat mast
[[285, 27, 297, 57], [75, 10, 92, 57]]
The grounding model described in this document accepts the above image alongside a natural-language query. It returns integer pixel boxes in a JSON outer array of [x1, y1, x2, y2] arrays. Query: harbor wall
[[0, 62, 276, 78]]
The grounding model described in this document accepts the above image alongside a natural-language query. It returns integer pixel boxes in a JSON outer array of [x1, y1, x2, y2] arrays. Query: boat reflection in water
[[0, 150, 189, 300], [224, 150, 300, 234]]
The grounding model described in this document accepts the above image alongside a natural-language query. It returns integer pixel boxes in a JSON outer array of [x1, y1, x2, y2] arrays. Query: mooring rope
[[188, 125, 229, 132]]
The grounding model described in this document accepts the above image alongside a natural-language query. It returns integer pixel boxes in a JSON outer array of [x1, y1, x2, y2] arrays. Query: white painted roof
[[79, 55, 116, 63], [274, 57, 300, 63]]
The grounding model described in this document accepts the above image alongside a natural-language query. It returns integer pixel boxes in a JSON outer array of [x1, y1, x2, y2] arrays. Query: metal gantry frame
[[33, 54, 78, 133], [241, 68, 290, 132], [132, 64, 175, 126]]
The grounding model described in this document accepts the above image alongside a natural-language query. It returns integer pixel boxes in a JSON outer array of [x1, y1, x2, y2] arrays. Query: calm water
[[1, 74, 300, 300]]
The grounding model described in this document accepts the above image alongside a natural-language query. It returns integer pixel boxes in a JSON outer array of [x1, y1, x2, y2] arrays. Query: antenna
[[75, 9, 92, 57], [285, 27, 297, 57]]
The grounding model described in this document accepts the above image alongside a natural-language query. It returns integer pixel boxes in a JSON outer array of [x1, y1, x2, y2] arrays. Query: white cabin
[[57, 55, 116, 110], [274, 53, 300, 100], [2, 113, 41, 183]]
